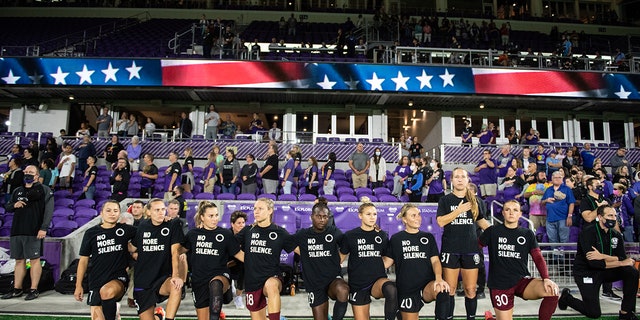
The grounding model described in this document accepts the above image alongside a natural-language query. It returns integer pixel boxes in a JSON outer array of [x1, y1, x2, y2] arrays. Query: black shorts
[[133, 276, 170, 314], [87, 271, 129, 306], [398, 290, 427, 313], [307, 277, 343, 307], [440, 252, 482, 269], [191, 274, 232, 309], [348, 278, 386, 306]]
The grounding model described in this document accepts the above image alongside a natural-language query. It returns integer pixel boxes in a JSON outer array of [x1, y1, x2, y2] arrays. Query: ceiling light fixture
[[408, 99, 414, 107], [479, 103, 485, 109]]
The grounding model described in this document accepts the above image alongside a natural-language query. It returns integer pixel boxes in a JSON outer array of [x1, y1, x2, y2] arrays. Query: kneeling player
[[479, 200, 559, 320], [74, 200, 137, 320], [180, 201, 245, 320], [386, 204, 450, 320]]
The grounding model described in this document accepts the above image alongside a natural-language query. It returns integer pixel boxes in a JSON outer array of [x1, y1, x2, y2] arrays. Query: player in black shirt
[[236, 198, 296, 320], [479, 200, 559, 320], [180, 201, 244, 320], [436, 167, 490, 320], [74, 200, 137, 320], [339, 203, 398, 320], [130, 198, 186, 320], [386, 204, 450, 320], [558, 205, 639, 320], [292, 202, 349, 320]]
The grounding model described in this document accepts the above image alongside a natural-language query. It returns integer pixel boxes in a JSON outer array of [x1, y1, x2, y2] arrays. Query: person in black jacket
[[558, 205, 639, 319], [179, 112, 193, 140], [110, 158, 131, 202]]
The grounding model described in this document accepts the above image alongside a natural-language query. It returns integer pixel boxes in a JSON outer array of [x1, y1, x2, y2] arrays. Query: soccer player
[[130, 198, 186, 320], [74, 200, 137, 320], [386, 204, 450, 320], [340, 203, 398, 320], [180, 201, 245, 320], [291, 202, 349, 320], [436, 167, 490, 320], [479, 200, 559, 320], [236, 198, 296, 320]]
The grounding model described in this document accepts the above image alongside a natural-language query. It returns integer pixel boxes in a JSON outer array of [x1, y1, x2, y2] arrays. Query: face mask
[[410, 165, 417, 172], [613, 189, 621, 196], [23, 174, 35, 184], [430, 162, 437, 168], [375, 151, 381, 156], [594, 185, 604, 195], [604, 218, 617, 229]]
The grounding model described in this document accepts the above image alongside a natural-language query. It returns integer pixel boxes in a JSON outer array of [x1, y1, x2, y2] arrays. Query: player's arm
[[234, 250, 245, 263], [74, 256, 90, 301], [170, 243, 185, 289], [169, 172, 178, 190], [339, 252, 348, 264], [178, 244, 189, 255], [436, 200, 469, 227], [293, 246, 300, 255], [476, 218, 491, 230], [383, 256, 394, 269], [128, 242, 138, 260], [430, 255, 450, 292]]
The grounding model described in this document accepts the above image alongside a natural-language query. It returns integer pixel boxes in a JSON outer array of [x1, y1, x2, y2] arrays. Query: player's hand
[[74, 286, 84, 301], [587, 246, 603, 260], [623, 258, 635, 267], [170, 277, 184, 290], [457, 200, 472, 214], [433, 280, 450, 293], [542, 278, 559, 295]]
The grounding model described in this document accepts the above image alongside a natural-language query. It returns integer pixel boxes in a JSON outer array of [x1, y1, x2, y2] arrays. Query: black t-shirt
[[222, 158, 236, 182], [236, 224, 295, 291], [292, 226, 343, 291], [140, 164, 158, 188], [574, 223, 626, 276], [579, 194, 604, 229], [183, 227, 240, 284], [132, 219, 184, 289], [105, 143, 124, 163], [241, 163, 259, 185], [388, 231, 439, 294], [262, 154, 279, 180], [176, 195, 187, 219], [7, 183, 53, 236], [79, 223, 137, 288], [479, 224, 537, 289], [182, 156, 194, 173], [339, 227, 388, 291], [165, 162, 182, 190], [437, 193, 486, 254], [409, 143, 423, 157], [323, 160, 335, 180], [83, 166, 98, 187]]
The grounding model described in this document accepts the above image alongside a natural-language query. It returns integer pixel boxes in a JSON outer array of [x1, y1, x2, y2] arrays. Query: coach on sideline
[[1, 165, 54, 301]]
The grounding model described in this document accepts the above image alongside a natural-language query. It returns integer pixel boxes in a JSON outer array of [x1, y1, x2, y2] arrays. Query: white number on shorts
[[494, 294, 508, 307], [441, 253, 450, 264], [400, 298, 413, 309], [308, 292, 315, 305], [247, 293, 254, 306], [349, 292, 357, 302]]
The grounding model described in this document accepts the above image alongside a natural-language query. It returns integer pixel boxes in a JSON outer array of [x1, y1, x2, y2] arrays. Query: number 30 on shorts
[[494, 294, 509, 307]]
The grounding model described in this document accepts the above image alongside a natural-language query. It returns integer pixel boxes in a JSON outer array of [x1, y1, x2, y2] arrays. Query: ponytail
[[465, 185, 479, 220]]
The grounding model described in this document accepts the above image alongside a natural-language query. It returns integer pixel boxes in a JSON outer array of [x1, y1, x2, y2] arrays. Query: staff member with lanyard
[[558, 205, 639, 320]]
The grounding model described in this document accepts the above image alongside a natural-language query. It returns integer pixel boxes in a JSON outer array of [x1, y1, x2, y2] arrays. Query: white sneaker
[[234, 295, 245, 309]]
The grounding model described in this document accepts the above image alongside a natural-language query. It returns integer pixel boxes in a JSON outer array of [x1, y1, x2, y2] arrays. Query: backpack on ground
[[55, 259, 88, 294]]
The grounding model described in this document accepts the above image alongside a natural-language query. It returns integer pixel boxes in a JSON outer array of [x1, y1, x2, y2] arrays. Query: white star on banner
[[416, 69, 433, 89], [50, 66, 69, 85], [344, 77, 360, 90], [28, 72, 43, 84], [366, 72, 385, 91], [439, 68, 455, 87], [101, 62, 119, 83], [125, 61, 142, 80], [391, 71, 409, 91], [1, 70, 20, 84], [614, 85, 631, 99], [317, 75, 336, 90], [76, 64, 95, 85]]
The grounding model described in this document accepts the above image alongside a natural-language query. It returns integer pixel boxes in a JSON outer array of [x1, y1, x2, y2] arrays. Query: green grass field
[[0, 316, 623, 320]]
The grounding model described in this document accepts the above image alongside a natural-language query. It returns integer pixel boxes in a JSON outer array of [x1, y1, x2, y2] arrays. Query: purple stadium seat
[[278, 194, 297, 201], [355, 187, 372, 195], [0, 226, 11, 236], [338, 194, 358, 202], [334, 212, 363, 232], [75, 208, 98, 218], [373, 187, 391, 196], [298, 194, 317, 201], [400, 195, 410, 202], [74, 216, 94, 226], [378, 194, 399, 202], [54, 190, 72, 198], [195, 193, 215, 200], [316, 137, 328, 144], [216, 193, 236, 200], [365, 195, 379, 202], [74, 199, 95, 209], [322, 194, 337, 201], [257, 194, 277, 201], [53, 208, 74, 218], [50, 220, 78, 237], [337, 187, 354, 195], [182, 191, 194, 199], [237, 193, 257, 201], [55, 198, 75, 208]]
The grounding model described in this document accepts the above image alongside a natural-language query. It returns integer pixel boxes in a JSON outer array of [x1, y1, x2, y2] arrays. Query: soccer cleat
[[484, 310, 495, 320], [602, 291, 622, 301], [154, 306, 166, 320], [220, 311, 226, 320], [128, 298, 136, 308], [234, 295, 245, 309], [24, 289, 39, 301], [477, 291, 486, 299], [1, 289, 23, 299], [619, 311, 639, 320], [558, 288, 571, 310]]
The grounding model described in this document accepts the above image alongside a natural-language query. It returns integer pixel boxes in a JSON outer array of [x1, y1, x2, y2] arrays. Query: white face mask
[[410, 165, 417, 172], [375, 151, 381, 156], [430, 162, 436, 168]]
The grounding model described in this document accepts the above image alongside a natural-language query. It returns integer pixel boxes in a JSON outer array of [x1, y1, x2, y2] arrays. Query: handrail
[[169, 23, 197, 54]]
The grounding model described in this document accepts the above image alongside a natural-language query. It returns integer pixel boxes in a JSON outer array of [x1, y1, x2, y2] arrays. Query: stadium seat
[[278, 194, 297, 201], [237, 193, 257, 201], [55, 198, 75, 209], [216, 193, 236, 200], [50, 220, 78, 237], [298, 194, 317, 201], [338, 194, 358, 202], [257, 194, 277, 201], [74, 199, 95, 209], [195, 193, 215, 200], [378, 194, 399, 202], [53, 208, 74, 219]]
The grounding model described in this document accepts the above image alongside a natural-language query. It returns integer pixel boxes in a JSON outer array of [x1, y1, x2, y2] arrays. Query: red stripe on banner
[[162, 61, 307, 86], [473, 71, 606, 95]]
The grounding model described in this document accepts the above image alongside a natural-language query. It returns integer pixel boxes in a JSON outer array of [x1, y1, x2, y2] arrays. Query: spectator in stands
[[165, 152, 182, 196], [524, 171, 549, 229], [322, 152, 336, 196], [21, 148, 38, 169], [349, 142, 370, 189], [595, 168, 614, 200], [110, 158, 130, 202], [268, 37, 279, 50], [260, 144, 279, 195], [76, 122, 91, 138], [180, 147, 195, 193], [116, 112, 128, 137], [404, 160, 424, 202], [168, 188, 188, 235], [612, 183, 634, 242], [41, 137, 58, 164], [611, 147, 631, 175], [104, 135, 124, 172], [144, 117, 156, 138], [268, 122, 282, 141], [499, 23, 510, 47], [304, 157, 320, 197], [219, 148, 240, 195], [476, 124, 492, 145], [56, 129, 66, 147], [2, 158, 23, 203], [96, 107, 112, 139], [251, 39, 261, 60], [579, 143, 595, 174], [506, 126, 519, 144], [202, 151, 218, 194], [614, 165, 631, 185], [278, 17, 287, 38], [82, 155, 98, 201], [6, 144, 22, 163], [426, 159, 446, 203], [249, 113, 264, 135], [76, 135, 96, 174], [204, 104, 220, 141], [57, 143, 76, 192], [281, 151, 297, 195], [203, 27, 214, 59], [287, 13, 297, 36], [369, 147, 387, 189], [408, 139, 423, 160], [126, 136, 142, 172], [541, 171, 575, 246], [419, 156, 434, 197], [461, 119, 473, 146], [392, 156, 411, 197], [545, 150, 562, 177], [489, 123, 499, 144], [614, 48, 625, 65], [562, 148, 576, 171], [179, 111, 193, 140], [523, 128, 538, 145], [38, 159, 53, 189], [499, 166, 526, 201], [558, 205, 639, 320], [534, 144, 547, 174], [221, 115, 237, 138], [240, 154, 258, 195], [474, 149, 497, 198], [140, 153, 158, 199], [496, 144, 513, 184], [222, 26, 235, 57]]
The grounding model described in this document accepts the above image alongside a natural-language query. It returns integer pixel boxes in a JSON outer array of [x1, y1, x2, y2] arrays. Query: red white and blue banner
[[1, 57, 639, 100]]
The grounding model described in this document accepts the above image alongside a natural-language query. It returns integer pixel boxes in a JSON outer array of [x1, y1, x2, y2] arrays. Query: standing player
[[130, 198, 186, 320], [340, 203, 398, 320], [292, 202, 349, 320], [386, 204, 450, 320], [74, 200, 137, 320], [479, 200, 559, 320], [436, 167, 490, 320], [180, 201, 245, 320], [236, 198, 296, 320]]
